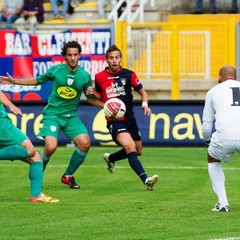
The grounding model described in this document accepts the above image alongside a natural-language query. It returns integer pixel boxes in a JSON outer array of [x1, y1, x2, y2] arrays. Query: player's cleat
[[61, 175, 80, 189], [103, 153, 115, 174], [212, 202, 230, 212], [145, 174, 159, 191], [29, 193, 59, 203]]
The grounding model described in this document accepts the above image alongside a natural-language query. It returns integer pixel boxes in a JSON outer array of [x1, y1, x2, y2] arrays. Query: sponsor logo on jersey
[[106, 82, 126, 98], [57, 86, 77, 99], [107, 76, 119, 79]]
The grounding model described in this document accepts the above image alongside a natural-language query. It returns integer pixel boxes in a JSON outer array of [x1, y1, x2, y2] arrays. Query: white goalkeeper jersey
[[202, 79, 240, 140]]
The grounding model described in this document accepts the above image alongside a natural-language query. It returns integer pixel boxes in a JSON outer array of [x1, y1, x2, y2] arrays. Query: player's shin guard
[[64, 148, 87, 175], [0, 145, 29, 160]]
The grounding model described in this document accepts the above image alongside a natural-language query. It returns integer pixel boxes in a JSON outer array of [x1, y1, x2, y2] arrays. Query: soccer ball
[[103, 98, 126, 119]]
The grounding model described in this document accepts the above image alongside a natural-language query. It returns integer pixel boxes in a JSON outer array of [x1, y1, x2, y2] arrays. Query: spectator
[[15, 0, 44, 31], [192, 0, 217, 14], [97, 0, 117, 19], [69, 0, 85, 8], [68, 0, 85, 15], [229, 0, 238, 13], [50, 0, 69, 19], [0, 0, 23, 29]]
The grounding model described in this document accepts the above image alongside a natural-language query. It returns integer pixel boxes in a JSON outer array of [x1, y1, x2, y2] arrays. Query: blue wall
[[6, 101, 205, 146]]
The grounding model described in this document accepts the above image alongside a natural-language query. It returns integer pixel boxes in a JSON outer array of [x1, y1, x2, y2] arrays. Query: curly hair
[[61, 41, 82, 56]]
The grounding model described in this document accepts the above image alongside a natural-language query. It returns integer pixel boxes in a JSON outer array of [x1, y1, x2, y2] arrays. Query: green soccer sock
[[29, 161, 43, 197], [64, 149, 87, 176], [40, 150, 50, 171], [0, 145, 29, 160]]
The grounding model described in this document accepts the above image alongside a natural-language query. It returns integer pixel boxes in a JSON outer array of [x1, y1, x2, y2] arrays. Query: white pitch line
[[210, 238, 240, 240], [1, 164, 240, 171]]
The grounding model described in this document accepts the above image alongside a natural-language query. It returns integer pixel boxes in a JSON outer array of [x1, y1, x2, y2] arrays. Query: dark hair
[[61, 41, 82, 56], [106, 44, 122, 58]]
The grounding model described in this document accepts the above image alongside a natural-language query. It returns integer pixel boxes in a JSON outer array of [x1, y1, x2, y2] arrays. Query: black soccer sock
[[127, 152, 147, 184], [109, 148, 127, 163]]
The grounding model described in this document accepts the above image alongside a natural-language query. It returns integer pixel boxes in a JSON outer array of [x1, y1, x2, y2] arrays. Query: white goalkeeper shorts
[[208, 135, 240, 162]]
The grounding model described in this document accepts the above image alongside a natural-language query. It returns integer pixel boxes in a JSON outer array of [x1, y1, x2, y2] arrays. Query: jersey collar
[[105, 66, 122, 75]]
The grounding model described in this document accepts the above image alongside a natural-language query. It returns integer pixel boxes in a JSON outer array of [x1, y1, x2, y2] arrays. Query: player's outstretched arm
[[86, 86, 102, 100], [0, 91, 22, 116], [87, 98, 105, 108], [0, 73, 38, 85], [86, 86, 104, 108]]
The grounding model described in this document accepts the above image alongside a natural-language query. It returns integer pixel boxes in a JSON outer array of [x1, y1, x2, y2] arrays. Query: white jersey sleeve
[[202, 80, 240, 140], [202, 90, 214, 140]]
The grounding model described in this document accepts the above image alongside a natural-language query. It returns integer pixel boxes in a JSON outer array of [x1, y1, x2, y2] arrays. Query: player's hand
[[0, 72, 14, 84], [203, 138, 211, 146], [86, 86, 95, 95], [9, 105, 23, 116], [86, 87, 102, 100], [142, 106, 152, 116]]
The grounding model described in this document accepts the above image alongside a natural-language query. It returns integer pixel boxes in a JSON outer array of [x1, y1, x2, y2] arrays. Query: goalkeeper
[[202, 65, 240, 212]]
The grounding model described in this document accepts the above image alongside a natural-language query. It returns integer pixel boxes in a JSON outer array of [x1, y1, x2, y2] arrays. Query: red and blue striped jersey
[[95, 67, 143, 120]]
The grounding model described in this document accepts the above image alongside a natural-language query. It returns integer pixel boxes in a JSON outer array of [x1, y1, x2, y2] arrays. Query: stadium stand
[[41, 0, 161, 26], [0, 0, 238, 99], [0, 1, 159, 32]]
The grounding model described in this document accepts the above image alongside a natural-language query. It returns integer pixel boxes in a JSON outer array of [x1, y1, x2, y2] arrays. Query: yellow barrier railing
[[115, 18, 237, 100]]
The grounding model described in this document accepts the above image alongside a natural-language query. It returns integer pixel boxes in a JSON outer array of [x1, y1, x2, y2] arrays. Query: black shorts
[[106, 117, 141, 145]]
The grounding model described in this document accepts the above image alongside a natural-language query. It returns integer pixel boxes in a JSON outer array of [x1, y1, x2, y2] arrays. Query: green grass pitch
[[0, 146, 240, 240]]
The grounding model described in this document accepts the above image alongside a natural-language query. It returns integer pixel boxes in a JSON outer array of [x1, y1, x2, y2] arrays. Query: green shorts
[[37, 115, 89, 140], [0, 117, 28, 148]]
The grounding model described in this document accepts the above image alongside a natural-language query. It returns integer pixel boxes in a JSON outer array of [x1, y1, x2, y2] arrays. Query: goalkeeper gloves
[[203, 138, 211, 146]]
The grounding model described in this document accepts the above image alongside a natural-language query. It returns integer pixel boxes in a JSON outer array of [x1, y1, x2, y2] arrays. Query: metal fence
[[128, 29, 210, 79], [115, 19, 237, 99]]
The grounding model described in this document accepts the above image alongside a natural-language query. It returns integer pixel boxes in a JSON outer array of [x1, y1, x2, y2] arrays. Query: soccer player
[[92, 44, 158, 191], [202, 65, 240, 212], [0, 41, 103, 189], [0, 91, 59, 202]]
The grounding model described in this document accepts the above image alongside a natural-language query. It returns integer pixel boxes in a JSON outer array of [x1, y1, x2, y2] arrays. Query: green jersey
[[0, 104, 8, 118], [37, 64, 93, 117]]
